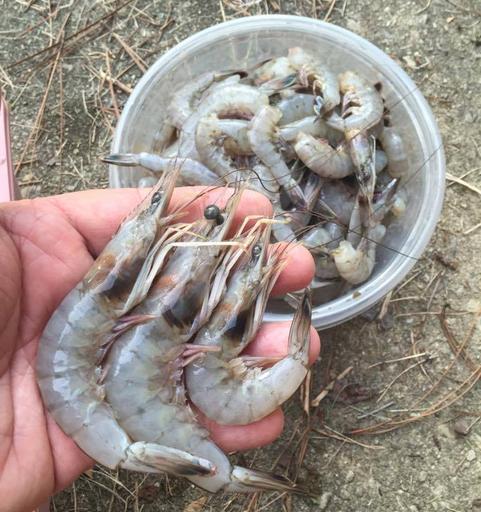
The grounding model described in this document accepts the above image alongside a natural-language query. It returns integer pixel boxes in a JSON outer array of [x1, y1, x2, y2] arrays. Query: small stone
[[345, 469, 355, 483], [418, 470, 427, 483], [453, 419, 470, 436], [466, 449, 476, 462], [319, 491, 333, 510]]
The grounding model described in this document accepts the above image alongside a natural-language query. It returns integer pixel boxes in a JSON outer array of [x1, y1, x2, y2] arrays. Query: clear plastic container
[[109, 15, 445, 329]]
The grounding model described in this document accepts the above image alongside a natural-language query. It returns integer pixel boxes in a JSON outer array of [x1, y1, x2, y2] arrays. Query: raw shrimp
[[248, 105, 306, 206], [332, 224, 386, 284], [252, 56, 295, 85], [317, 180, 357, 225], [185, 224, 312, 425], [302, 221, 345, 252], [378, 126, 407, 178], [287, 47, 340, 113], [103, 152, 220, 187], [104, 210, 305, 493], [179, 84, 268, 162], [167, 71, 239, 129], [294, 133, 354, 179], [195, 115, 248, 183], [36, 170, 216, 475], [277, 93, 317, 124], [279, 115, 328, 142]]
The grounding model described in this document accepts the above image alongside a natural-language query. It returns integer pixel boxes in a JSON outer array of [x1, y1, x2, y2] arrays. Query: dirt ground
[[1, 0, 480, 511]]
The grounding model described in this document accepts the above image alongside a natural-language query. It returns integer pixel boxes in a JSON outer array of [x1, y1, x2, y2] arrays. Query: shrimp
[[185, 223, 312, 426], [332, 224, 386, 284], [302, 221, 345, 253], [195, 115, 247, 183], [104, 209, 305, 493], [179, 84, 268, 162], [278, 115, 328, 142], [248, 105, 306, 206], [378, 126, 407, 178], [317, 180, 357, 225], [277, 93, 317, 124], [167, 71, 239, 129], [103, 152, 220, 187], [36, 169, 217, 475], [252, 56, 295, 85], [287, 47, 340, 113], [294, 133, 354, 179]]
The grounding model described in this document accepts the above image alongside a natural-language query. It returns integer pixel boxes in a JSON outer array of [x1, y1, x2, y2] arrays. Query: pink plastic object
[[0, 93, 15, 203]]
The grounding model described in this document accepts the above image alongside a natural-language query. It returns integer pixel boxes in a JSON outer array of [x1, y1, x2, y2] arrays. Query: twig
[[357, 401, 396, 420], [314, 426, 384, 449], [368, 352, 431, 369], [446, 172, 481, 196], [105, 51, 120, 119], [311, 366, 353, 407], [7, 0, 136, 70], [113, 33, 147, 72], [323, 0, 337, 21]]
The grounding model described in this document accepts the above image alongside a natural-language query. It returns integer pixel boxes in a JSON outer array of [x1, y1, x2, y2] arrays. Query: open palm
[[0, 187, 318, 512]]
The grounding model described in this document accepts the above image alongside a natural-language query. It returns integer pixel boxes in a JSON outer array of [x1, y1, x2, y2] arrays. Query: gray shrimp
[[167, 71, 239, 129], [294, 133, 354, 179], [248, 105, 306, 206], [104, 205, 305, 493], [36, 169, 216, 475], [277, 93, 317, 124], [278, 115, 328, 143], [185, 223, 312, 426], [103, 152, 220, 187]]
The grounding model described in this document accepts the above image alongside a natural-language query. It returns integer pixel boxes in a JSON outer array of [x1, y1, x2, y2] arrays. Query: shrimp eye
[[204, 204, 221, 220], [151, 191, 162, 205], [215, 214, 224, 225], [252, 244, 262, 258]]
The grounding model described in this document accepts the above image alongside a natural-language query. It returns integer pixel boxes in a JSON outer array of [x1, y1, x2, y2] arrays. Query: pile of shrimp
[[105, 48, 408, 302], [106, 47, 408, 303], [36, 172, 313, 495]]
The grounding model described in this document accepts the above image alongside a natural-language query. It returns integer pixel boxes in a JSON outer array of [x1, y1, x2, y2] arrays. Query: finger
[[46, 187, 272, 256], [198, 408, 284, 453], [243, 322, 320, 366], [270, 243, 315, 296]]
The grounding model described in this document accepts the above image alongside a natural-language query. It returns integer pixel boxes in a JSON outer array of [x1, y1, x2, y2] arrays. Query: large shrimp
[[104, 211, 305, 493], [378, 126, 407, 178], [248, 105, 306, 207], [103, 152, 220, 187], [185, 224, 312, 426], [36, 170, 217, 475]]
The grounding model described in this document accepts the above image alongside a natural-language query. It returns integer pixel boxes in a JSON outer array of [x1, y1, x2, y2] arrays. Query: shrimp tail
[[227, 466, 310, 495], [122, 442, 216, 477], [102, 153, 146, 167], [288, 288, 312, 364]]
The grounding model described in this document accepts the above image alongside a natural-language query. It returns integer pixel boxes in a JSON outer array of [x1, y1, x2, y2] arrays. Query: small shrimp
[[36, 169, 216, 474], [167, 71, 239, 129], [278, 115, 328, 142], [302, 221, 345, 253], [317, 180, 357, 225], [248, 105, 306, 206], [195, 115, 249, 183], [378, 126, 407, 178], [179, 84, 269, 162], [294, 133, 354, 179], [287, 47, 340, 113], [332, 224, 386, 284], [277, 93, 317, 124], [252, 56, 295, 85], [103, 152, 220, 187], [185, 225, 312, 426]]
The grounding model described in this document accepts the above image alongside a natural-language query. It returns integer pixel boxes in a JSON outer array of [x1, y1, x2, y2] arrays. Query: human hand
[[0, 187, 319, 512]]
